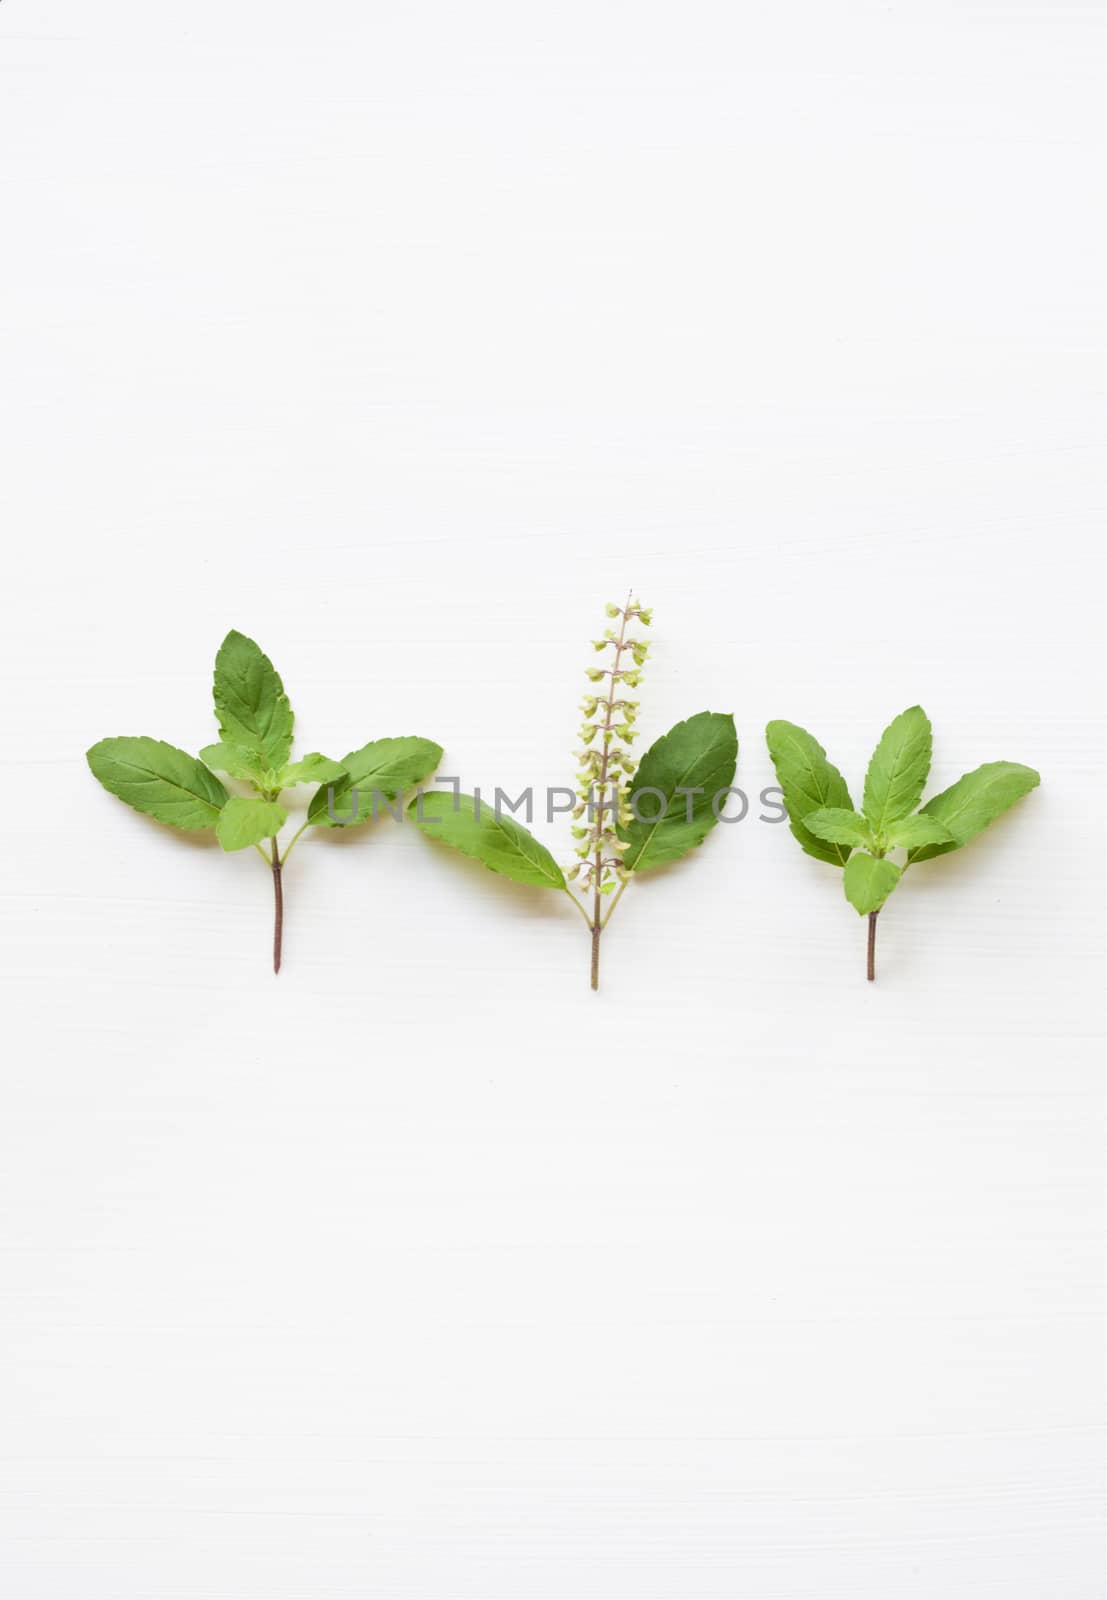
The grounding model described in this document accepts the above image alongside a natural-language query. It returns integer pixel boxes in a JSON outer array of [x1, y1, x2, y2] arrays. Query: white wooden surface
[[1, 2, 1103, 1595]]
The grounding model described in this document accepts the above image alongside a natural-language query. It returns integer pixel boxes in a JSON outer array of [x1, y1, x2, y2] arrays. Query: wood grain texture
[[0, 1, 1103, 1595]]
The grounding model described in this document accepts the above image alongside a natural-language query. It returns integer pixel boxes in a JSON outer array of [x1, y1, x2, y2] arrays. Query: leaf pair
[[411, 711, 738, 886], [766, 708, 1039, 976], [87, 631, 442, 970]]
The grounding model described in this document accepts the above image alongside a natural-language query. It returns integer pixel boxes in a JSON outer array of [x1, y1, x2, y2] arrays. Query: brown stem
[[867, 911, 877, 982], [271, 836, 283, 975], [590, 923, 601, 991]]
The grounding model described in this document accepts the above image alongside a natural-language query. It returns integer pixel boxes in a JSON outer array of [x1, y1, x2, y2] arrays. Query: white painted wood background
[[1, 2, 1103, 1595]]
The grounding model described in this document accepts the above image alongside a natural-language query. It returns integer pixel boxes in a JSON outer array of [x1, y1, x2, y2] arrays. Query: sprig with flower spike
[[410, 596, 737, 992]]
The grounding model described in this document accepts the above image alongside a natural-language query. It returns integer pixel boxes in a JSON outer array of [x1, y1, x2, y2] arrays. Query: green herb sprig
[[766, 707, 1039, 980], [410, 598, 737, 990], [87, 630, 442, 972]]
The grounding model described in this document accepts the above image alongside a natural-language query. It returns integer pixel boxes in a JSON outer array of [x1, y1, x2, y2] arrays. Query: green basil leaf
[[843, 852, 901, 915], [215, 796, 287, 853], [199, 742, 267, 784], [213, 630, 294, 768], [277, 753, 347, 789], [619, 711, 738, 872], [87, 737, 228, 830], [765, 720, 855, 866], [863, 706, 932, 831], [884, 813, 956, 851], [804, 807, 873, 849], [308, 737, 443, 827], [909, 761, 1041, 863], [410, 792, 566, 888]]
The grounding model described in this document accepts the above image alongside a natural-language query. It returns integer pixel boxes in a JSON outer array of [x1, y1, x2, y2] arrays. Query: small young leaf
[[804, 807, 873, 849], [213, 630, 294, 768], [308, 737, 443, 827], [884, 813, 956, 851], [410, 792, 566, 888], [908, 761, 1041, 863], [620, 711, 738, 872], [87, 737, 228, 829], [863, 706, 932, 831], [215, 796, 287, 853], [199, 742, 267, 784], [843, 852, 901, 914], [277, 753, 347, 789], [765, 720, 855, 866]]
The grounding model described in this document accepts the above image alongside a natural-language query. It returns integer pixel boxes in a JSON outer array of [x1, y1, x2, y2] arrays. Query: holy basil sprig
[[87, 630, 442, 972], [766, 707, 1039, 980], [410, 598, 737, 990]]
